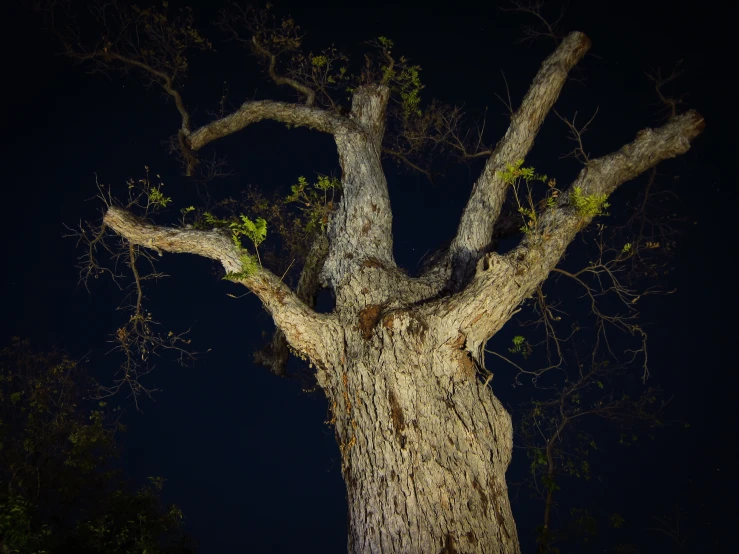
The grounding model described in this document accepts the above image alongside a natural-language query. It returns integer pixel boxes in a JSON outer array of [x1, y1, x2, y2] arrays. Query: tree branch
[[322, 85, 396, 288], [100, 51, 192, 134], [102, 207, 336, 365], [187, 100, 350, 152], [36, 0, 213, 174], [428, 110, 704, 352], [441, 31, 592, 290], [382, 148, 437, 182], [251, 36, 316, 106], [254, 232, 329, 376]]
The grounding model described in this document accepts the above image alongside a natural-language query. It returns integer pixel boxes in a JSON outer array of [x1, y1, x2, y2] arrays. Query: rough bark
[[104, 207, 522, 553], [187, 99, 351, 152], [103, 207, 339, 369], [427, 109, 705, 357], [322, 84, 396, 291], [98, 30, 704, 554], [254, 232, 329, 376], [428, 31, 592, 292], [323, 308, 518, 554]]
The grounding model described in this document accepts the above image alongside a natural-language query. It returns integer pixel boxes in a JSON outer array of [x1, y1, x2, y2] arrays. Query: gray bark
[[324, 309, 518, 554], [102, 31, 704, 554]]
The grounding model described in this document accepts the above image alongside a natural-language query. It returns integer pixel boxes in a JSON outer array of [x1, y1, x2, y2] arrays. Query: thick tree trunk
[[318, 308, 519, 554]]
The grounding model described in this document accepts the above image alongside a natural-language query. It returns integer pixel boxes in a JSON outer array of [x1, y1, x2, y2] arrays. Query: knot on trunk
[[357, 304, 383, 340]]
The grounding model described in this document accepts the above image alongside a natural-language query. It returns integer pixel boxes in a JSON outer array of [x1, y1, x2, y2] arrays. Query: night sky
[[1, 0, 731, 552]]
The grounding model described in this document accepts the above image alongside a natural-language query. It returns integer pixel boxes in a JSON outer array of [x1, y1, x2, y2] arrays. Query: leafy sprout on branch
[[286, 174, 342, 233]]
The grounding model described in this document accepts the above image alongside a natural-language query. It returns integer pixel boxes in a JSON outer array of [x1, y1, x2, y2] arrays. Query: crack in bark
[[387, 388, 407, 448]]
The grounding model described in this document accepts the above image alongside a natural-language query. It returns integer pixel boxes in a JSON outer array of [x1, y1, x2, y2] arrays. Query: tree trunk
[[318, 308, 519, 554]]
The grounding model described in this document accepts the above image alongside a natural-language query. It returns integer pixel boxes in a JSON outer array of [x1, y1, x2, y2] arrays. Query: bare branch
[[251, 35, 316, 106], [502, 0, 567, 44], [500, 165, 686, 386], [554, 107, 599, 164], [646, 61, 685, 120], [216, 3, 315, 105], [38, 0, 212, 136], [494, 70, 515, 117], [382, 148, 437, 182], [99, 242, 194, 409], [103, 50, 193, 134], [382, 100, 510, 188], [187, 99, 350, 152], [514, 350, 664, 544]]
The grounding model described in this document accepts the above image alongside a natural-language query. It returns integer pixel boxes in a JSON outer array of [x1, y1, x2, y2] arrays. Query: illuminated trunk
[[317, 307, 520, 554]]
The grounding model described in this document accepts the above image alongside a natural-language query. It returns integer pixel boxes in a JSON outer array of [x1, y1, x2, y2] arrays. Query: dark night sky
[[1, 0, 732, 552]]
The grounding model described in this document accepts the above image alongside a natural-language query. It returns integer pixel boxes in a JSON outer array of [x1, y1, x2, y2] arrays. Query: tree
[[36, 2, 704, 552], [513, 352, 665, 553], [0, 338, 196, 553]]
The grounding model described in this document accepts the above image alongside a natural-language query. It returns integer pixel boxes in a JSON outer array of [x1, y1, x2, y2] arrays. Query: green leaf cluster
[[509, 335, 532, 359], [192, 211, 268, 279], [146, 185, 172, 209], [126, 168, 172, 214], [396, 65, 423, 119], [0, 495, 52, 554], [499, 159, 548, 186], [223, 252, 260, 281], [375, 36, 423, 118], [230, 215, 267, 250], [570, 186, 610, 218], [199, 212, 230, 229], [286, 174, 341, 233], [498, 160, 559, 235]]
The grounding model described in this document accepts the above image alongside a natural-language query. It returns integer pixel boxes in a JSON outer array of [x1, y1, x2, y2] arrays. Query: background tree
[[511, 349, 665, 552], [0, 338, 196, 553], [23, 1, 716, 552]]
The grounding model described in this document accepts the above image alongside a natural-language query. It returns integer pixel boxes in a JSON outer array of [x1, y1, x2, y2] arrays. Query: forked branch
[[433, 110, 704, 348], [441, 31, 592, 289], [251, 35, 316, 106]]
